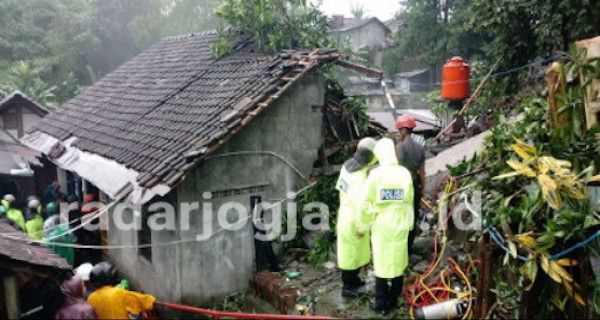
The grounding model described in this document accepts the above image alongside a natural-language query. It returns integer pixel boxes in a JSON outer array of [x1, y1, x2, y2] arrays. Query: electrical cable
[[389, 53, 565, 88], [207, 151, 309, 182]]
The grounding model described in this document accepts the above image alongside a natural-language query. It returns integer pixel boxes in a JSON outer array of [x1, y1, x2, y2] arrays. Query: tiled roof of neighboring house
[[336, 17, 391, 34], [0, 219, 71, 271], [0, 90, 49, 116], [23, 30, 339, 203]]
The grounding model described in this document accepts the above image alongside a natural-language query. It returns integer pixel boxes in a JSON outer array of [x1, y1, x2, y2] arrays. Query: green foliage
[[214, 0, 331, 54], [457, 51, 600, 317], [0, 0, 221, 105], [0, 61, 58, 107], [306, 234, 334, 266], [217, 293, 247, 312]]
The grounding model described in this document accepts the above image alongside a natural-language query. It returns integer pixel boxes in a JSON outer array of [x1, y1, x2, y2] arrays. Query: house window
[[138, 211, 152, 262]]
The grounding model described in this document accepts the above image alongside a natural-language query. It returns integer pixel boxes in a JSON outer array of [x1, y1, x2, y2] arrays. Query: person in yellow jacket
[[359, 137, 414, 312], [24, 197, 44, 240], [336, 137, 377, 298], [87, 262, 155, 319], [2, 194, 26, 231]]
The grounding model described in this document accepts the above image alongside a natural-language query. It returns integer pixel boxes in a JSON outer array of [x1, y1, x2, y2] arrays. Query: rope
[[0, 183, 317, 250]]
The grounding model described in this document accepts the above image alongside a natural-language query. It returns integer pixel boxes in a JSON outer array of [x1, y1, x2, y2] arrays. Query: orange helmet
[[396, 115, 417, 130]]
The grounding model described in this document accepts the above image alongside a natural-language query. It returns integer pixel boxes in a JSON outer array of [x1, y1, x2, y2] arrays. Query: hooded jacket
[[335, 148, 376, 270], [55, 275, 97, 319], [87, 286, 155, 319], [1, 199, 25, 231], [24, 207, 44, 240], [359, 138, 414, 278]]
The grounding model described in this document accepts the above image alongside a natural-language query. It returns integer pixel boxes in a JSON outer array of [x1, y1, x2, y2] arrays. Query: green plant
[[218, 293, 247, 312], [306, 234, 333, 266], [456, 49, 600, 317], [213, 0, 330, 55]]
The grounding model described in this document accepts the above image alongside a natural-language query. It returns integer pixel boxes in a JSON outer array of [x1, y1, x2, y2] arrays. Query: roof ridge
[[161, 29, 220, 41]]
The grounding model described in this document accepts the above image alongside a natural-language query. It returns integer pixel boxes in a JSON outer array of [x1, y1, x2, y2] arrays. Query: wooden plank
[[3, 276, 19, 319], [334, 59, 384, 79], [576, 36, 600, 129]]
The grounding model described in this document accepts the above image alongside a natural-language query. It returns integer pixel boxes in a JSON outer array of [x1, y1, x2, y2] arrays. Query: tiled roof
[[0, 219, 71, 271], [0, 90, 49, 115], [27, 30, 338, 190]]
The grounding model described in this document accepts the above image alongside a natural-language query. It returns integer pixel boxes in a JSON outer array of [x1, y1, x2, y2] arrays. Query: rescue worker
[[55, 275, 97, 319], [2, 194, 26, 231], [336, 137, 377, 298], [87, 262, 155, 319], [44, 201, 76, 265], [24, 197, 44, 240], [43, 181, 61, 205], [43, 201, 62, 237], [395, 115, 426, 250], [360, 138, 414, 312]]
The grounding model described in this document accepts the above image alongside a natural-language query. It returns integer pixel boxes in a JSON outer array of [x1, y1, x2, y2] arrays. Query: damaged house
[[22, 31, 340, 304], [0, 91, 56, 201]]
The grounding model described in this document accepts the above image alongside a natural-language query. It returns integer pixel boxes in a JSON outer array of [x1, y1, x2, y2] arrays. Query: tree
[[350, 3, 366, 20], [0, 61, 57, 107], [213, 0, 330, 55]]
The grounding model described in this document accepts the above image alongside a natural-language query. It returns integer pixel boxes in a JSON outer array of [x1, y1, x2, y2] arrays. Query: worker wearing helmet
[[395, 115, 426, 251], [87, 262, 155, 319], [359, 138, 414, 312], [336, 137, 377, 298], [2, 194, 26, 231], [24, 197, 44, 240]]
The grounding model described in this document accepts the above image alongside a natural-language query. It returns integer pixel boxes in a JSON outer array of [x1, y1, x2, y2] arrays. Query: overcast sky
[[313, 0, 402, 21]]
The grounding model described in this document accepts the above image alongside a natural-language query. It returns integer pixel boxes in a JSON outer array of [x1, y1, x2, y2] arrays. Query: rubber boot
[[371, 277, 390, 312], [389, 276, 404, 310], [341, 270, 359, 298]]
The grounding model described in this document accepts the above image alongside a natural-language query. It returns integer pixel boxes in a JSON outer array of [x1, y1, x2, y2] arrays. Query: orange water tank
[[441, 56, 470, 100]]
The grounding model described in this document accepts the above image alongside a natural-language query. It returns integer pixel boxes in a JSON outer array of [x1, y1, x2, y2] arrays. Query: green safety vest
[[360, 138, 414, 279], [336, 165, 372, 270]]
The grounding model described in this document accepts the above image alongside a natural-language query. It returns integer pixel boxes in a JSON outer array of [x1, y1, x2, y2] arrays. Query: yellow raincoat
[[360, 138, 414, 279], [87, 286, 155, 319], [25, 214, 44, 240], [1, 199, 25, 231], [336, 165, 371, 270]]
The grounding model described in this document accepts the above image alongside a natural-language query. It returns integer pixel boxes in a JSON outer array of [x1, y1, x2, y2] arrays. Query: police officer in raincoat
[[360, 137, 414, 312], [336, 137, 377, 298]]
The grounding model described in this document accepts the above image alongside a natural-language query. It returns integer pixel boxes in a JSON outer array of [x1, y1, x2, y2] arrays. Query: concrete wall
[[337, 22, 388, 52], [108, 69, 325, 306]]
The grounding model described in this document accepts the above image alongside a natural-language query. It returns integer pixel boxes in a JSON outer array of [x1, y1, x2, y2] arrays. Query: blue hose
[[487, 225, 600, 261]]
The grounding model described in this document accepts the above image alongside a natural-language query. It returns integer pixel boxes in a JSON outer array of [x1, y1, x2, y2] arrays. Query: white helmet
[[74, 263, 94, 282], [28, 198, 41, 209], [2, 194, 15, 203], [357, 137, 377, 152]]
